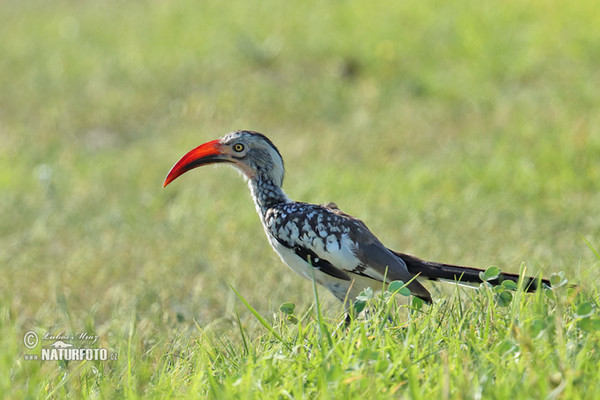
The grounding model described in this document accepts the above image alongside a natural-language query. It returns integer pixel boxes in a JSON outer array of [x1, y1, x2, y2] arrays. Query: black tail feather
[[390, 250, 551, 292]]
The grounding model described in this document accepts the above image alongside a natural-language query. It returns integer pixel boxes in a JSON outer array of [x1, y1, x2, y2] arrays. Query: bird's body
[[163, 130, 549, 307]]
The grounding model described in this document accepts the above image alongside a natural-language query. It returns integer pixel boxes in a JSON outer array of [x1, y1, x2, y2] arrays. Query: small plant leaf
[[550, 272, 568, 288], [356, 287, 374, 302], [502, 280, 518, 291], [482, 266, 501, 281], [279, 302, 295, 315], [578, 317, 600, 332], [496, 290, 513, 306], [530, 319, 547, 337], [388, 280, 411, 296], [576, 301, 593, 317], [412, 297, 424, 309], [388, 280, 404, 293], [354, 300, 367, 314]]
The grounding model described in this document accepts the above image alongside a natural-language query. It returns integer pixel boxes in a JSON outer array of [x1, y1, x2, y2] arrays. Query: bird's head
[[163, 130, 285, 188]]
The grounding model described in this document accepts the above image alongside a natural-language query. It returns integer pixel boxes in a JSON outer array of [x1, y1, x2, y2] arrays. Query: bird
[[163, 130, 550, 310]]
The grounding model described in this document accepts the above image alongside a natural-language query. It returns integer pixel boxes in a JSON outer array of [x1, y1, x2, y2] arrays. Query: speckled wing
[[264, 202, 358, 281], [263, 202, 432, 302], [324, 203, 432, 301]]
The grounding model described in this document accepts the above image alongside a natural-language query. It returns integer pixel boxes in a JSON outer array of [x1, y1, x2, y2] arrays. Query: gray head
[[163, 130, 285, 188]]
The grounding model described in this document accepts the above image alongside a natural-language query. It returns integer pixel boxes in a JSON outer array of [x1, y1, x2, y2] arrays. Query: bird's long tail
[[390, 250, 550, 292]]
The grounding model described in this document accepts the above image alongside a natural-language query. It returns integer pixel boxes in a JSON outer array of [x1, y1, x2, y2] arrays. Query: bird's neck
[[248, 174, 290, 215]]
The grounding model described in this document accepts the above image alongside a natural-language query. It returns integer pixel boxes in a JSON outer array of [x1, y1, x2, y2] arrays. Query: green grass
[[1, 0, 599, 398]]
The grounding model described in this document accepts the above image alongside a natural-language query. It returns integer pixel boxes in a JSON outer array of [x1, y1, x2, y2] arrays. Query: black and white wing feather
[[262, 202, 432, 302]]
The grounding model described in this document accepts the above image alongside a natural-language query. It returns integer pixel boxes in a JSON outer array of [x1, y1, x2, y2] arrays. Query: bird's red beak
[[163, 139, 224, 188]]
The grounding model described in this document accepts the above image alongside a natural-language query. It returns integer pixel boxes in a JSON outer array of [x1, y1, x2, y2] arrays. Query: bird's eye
[[233, 143, 245, 152]]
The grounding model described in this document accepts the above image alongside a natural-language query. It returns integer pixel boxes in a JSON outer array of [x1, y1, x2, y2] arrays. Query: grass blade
[[234, 306, 249, 356], [229, 284, 292, 351], [310, 268, 333, 349]]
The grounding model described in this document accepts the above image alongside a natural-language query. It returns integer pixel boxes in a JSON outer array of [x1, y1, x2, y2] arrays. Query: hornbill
[[163, 130, 549, 308]]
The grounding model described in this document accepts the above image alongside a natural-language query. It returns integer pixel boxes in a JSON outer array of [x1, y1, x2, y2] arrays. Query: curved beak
[[163, 139, 225, 188]]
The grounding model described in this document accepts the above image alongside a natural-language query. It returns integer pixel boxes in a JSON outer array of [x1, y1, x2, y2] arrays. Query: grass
[[1, 0, 599, 398]]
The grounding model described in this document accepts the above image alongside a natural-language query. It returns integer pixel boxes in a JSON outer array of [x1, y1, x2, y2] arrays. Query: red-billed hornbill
[[163, 130, 549, 307]]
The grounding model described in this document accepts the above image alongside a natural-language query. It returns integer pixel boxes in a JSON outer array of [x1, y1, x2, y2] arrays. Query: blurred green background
[[1, 0, 599, 338]]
